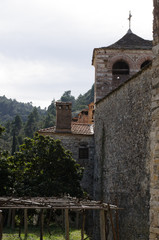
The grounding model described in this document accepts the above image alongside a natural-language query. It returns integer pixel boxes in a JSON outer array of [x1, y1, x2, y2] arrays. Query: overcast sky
[[0, 0, 153, 109]]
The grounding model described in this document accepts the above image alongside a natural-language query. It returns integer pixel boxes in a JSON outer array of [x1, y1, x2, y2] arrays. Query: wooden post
[[7, 209, 11, 227], [24, 209, 28, 239], [108, 205, 116, 240], [75, 211, 79, 229], [65, 209, 69, 240], [0, 210, 3, 240], [115, 200, 119, 240], [11, 209, 15, 230], [40, 210, 44, 240], [100, 209, 106, 240], [81, 210, 86, 240]]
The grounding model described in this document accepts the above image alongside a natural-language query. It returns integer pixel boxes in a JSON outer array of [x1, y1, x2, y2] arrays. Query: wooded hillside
[[0, 85, 94, 154]]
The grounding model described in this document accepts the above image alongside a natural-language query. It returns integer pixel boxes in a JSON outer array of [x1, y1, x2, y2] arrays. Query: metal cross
[[128, 11, 132, 30]]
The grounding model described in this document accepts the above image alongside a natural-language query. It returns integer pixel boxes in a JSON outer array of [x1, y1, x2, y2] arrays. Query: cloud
[[0, 0, 153, 108], [0, 54, 94, 108]]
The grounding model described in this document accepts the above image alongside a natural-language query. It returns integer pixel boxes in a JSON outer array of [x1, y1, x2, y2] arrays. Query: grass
[[2, 226, 89, 240]]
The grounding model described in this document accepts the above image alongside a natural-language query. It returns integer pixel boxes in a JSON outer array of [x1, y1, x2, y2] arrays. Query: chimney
[[55, 102, 72, 133]]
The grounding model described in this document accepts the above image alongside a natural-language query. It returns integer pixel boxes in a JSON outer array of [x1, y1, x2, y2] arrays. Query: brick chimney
[[55, 102, 72, 133], [153, 0, 159, 54]]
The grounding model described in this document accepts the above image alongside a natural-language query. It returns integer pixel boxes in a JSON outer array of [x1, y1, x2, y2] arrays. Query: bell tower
[[153, 0, 159, 56]]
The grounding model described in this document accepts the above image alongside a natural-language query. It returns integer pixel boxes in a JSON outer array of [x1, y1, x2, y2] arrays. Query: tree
[[59, 91, 75, 107], [0, 125, 11, 195], [44, 100, 56, 128], [11, 115, 23, 155], [0, 125, 5, 135], [24, 107, 39, 138], [9, 134, 84, 197]]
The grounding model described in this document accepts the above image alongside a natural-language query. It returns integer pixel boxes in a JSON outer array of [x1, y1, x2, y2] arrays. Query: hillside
[[0, 95, 46, 123], [0, 85, 94, 153]]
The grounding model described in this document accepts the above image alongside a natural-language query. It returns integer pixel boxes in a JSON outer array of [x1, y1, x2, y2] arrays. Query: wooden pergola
[[0, 196, 120, 240]]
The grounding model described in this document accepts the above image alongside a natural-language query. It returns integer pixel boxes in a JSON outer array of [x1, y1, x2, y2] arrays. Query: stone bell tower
[[153, 0, 159, 48], [92, 14, 153, 103]]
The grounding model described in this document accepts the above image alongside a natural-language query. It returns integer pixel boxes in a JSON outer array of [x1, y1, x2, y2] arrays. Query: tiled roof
[[38, 123, 94, 136], [106, 30, 152, 50]]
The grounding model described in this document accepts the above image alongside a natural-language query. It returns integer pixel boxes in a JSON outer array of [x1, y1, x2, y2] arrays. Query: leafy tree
[[24, 107, 40, 138], [9, 134, 84, 197], [47, 99, 56, 116], [11, 115, 23, 155], [0, 125, 5, 135], [73, 85, 94, 112], [0, 126, 11, 195], [44, 100, 56, 128], [59, 91, 75, 107]]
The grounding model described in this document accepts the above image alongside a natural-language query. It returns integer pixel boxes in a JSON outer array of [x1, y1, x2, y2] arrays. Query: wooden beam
[[65, 209, 69, 240], [100, 209, 106, 240]]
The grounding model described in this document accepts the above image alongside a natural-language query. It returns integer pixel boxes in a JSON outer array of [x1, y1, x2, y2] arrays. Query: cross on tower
[[128, 11, 132, 30]]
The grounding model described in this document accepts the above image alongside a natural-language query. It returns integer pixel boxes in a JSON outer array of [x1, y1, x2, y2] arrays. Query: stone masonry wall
[[149, 55, 159, 239], [153, 0, 159, 46], [94, 65, 153, 239]]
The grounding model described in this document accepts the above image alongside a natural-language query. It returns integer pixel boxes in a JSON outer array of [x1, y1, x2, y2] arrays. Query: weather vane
[[128, 11, 132, 30]]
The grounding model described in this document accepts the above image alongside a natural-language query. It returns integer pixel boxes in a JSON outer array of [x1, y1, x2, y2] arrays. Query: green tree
[[0, 125, 5, 135], [43, 100, 56, 128], [0, 126, 11, 195], [9, 134, 84, 197], [24, 107, 39, 138], [11, 115, 23, 155], [60, 91, 75, 107]]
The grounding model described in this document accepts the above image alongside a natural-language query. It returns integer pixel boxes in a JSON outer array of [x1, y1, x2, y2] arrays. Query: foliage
[[73, 85, 94, 112], [24, 108, 40, 138], [59, 91, 75, 107], [9, 134, 84, 197], [44, 100, 56, 128], [0, 125, 11, 195], [0, 125, 5, 135], [0, 95, 45, 123], [11, 115, 23, 154]]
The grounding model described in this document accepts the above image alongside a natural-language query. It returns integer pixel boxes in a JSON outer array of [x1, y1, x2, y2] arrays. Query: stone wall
[[153, 0, 159, 46], [41, 132, 94, 197], [149, 55, 159, 239], [94, 65, 153, 239]]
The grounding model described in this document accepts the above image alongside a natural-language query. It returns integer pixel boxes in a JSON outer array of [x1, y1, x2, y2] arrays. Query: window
[[79, 148, 89, 159], [112, 60, 129, 75], [141, 60, 151, 69]]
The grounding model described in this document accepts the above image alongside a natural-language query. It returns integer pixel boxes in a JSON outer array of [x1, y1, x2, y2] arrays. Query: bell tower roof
[[106, 31, 152, 50]]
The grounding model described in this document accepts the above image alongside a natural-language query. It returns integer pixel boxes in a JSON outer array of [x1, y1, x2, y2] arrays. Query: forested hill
[[0, 85, 94, 153], [0, 95, 46, 123], [0, 85, 94, 124]]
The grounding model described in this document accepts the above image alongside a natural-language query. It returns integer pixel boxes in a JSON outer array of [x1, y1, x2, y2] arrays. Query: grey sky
[[0, 0, 153, 108]]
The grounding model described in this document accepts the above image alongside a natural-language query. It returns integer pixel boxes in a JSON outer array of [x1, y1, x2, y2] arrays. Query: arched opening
[[112, 60, 129, 75], [141, 60, 151, 69]]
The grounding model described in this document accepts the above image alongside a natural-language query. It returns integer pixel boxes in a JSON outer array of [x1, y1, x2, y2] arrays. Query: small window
[[141, 60, 151, 69], [79, 148, 89, 159], [112, 60, 129, 75]]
